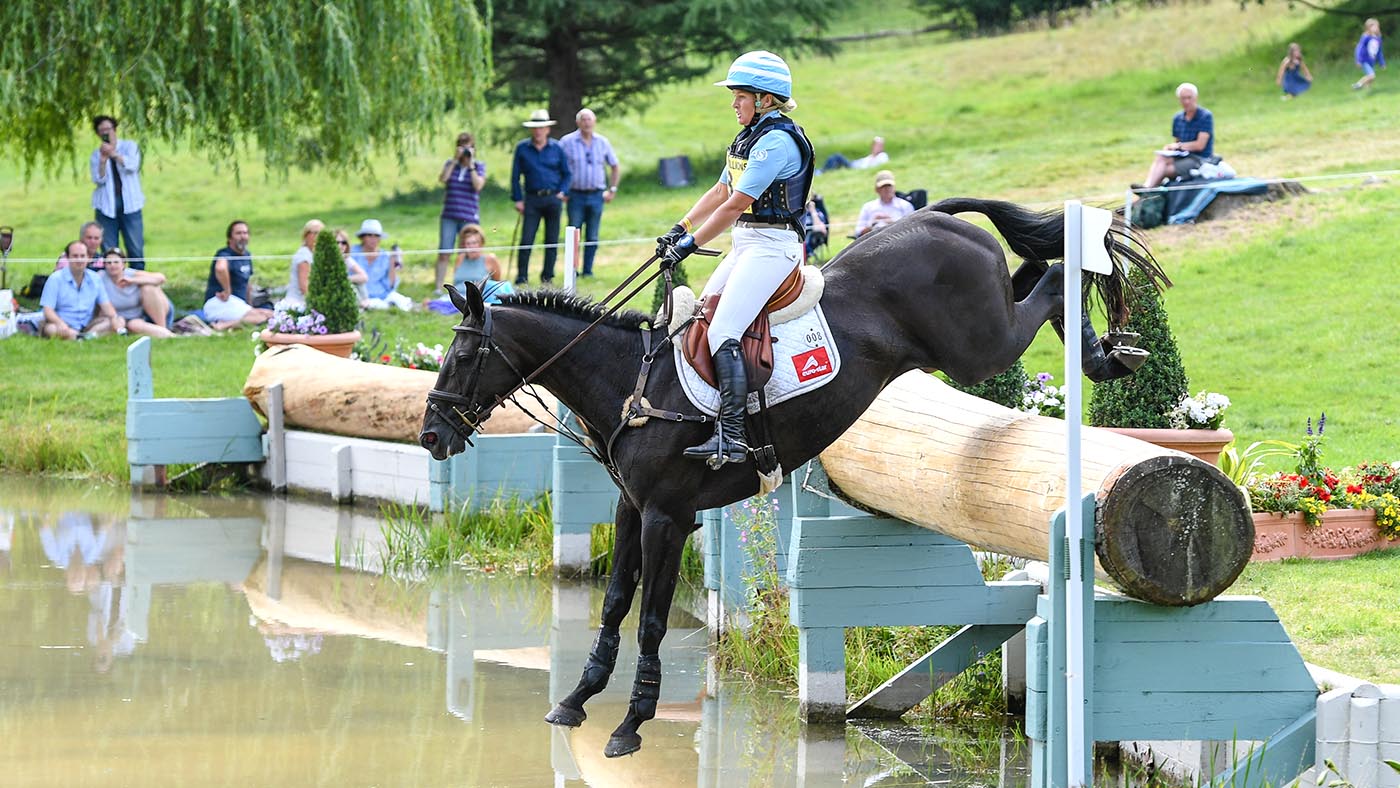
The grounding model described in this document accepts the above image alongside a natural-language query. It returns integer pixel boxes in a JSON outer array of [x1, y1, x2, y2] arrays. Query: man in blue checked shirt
[[510, 110, 572, 285], [559, 108, 621, 278]]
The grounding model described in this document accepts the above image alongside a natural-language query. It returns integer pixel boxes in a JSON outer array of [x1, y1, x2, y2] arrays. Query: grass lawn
[[1231, 548, 1400, 683]]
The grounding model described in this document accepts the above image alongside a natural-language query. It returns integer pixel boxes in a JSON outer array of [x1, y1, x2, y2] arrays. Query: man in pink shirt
[[855, 170, 915, 236]]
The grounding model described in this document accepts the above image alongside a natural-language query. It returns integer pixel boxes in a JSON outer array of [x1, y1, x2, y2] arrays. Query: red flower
[[1346, 484, 1364, 495], [1298, 477, 1310, 489], [381, 354, 391, 362], [1324, 474, 1338, 488], [1315, 487, 1331, 502], [408, 364, 418, 369]]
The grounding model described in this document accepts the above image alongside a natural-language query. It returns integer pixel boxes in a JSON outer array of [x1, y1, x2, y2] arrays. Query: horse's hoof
[[545, 704, 586, 727], [1108, 346, 1150, 372], [604, 733, 642, 758]]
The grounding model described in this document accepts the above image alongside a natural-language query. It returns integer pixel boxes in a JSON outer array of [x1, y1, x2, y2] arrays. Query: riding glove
[[656, 223, 686, 257], [660, 234, 696, 270]]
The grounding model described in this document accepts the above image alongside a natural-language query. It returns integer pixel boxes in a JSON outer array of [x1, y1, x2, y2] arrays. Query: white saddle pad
[[674, 304, 842, 417]]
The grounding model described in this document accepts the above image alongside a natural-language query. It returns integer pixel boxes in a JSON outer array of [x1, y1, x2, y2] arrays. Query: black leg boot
[[684, 339, 750, 467]]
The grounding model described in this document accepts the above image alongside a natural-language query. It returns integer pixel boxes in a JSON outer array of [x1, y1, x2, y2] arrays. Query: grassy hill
[[3, 0, 1399, 478]]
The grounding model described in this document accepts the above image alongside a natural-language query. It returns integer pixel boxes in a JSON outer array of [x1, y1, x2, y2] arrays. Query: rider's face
[[731, 90, 757, 126]]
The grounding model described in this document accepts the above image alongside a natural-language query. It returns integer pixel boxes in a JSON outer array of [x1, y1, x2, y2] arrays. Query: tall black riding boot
[[684, 339, 750, 467]]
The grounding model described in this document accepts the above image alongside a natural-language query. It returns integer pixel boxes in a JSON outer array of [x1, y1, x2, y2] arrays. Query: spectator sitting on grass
[[203, 220, 273, 331], [40, 241, 125, 340], [351, 219, 413, 311], [855, 170, 915, 236], [333, 228, 371, 304], [100, 247, 173, 339], [55, 222, 107, 271], [1277, 43, 1313, 99], [281, 219, 328, 309], [422, 224, 512, 313], [817, 136, 888, 175]]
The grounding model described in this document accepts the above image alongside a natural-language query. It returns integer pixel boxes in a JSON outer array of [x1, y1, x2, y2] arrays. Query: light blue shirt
[[90, 138, 145, 217], [719, 111, 802, 199], [40, 265, 110, 329], [351, 244, 396, 300]]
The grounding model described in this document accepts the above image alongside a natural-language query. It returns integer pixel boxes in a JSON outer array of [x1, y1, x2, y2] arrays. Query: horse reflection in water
[[419, 198, 1166, 757]]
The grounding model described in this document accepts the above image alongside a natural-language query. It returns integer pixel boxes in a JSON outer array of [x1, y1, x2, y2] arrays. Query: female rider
[[657, 50, 814, 468]]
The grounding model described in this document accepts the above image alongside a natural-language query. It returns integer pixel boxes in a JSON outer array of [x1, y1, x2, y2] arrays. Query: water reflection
[[0, 474, 1027, 786]]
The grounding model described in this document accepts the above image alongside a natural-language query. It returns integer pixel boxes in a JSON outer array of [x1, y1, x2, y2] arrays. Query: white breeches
[[701, 227, 802, 355]]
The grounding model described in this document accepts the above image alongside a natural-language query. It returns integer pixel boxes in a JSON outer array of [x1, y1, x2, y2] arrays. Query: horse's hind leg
[[604, 507, 693, 758], [544, 496, 642, 728], [1023, 264, 1148, 383]]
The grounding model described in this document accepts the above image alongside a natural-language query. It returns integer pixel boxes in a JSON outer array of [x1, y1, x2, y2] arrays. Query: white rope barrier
[[5, 166, 1394, 266]]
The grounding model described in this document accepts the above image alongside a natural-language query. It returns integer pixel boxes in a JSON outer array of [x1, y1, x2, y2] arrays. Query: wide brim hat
[[874, 170, 896, 188], [522, 109, 557, 128], [356, 218, 385, 237]]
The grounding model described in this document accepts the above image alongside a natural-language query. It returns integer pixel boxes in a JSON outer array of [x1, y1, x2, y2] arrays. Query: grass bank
[[5, 0, 1399, 480]]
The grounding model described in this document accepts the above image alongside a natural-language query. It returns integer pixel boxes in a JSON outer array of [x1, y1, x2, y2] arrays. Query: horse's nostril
[[421, 432, 438, 447]]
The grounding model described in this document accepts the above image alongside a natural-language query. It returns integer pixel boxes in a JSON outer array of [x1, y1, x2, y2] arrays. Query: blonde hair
[[756, 93, 798, 113], [301, 219, 325, 237]]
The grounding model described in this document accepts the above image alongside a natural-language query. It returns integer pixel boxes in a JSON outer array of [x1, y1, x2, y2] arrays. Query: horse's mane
[[495, 289, 652, 330]]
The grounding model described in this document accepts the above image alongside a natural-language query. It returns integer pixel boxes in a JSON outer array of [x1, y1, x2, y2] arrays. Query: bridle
[[424, 248, 717, 467]]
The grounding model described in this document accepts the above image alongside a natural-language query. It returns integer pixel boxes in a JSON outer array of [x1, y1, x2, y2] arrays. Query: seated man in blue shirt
[[1142, 82, 1215, 188], [41, 241, 126, 339]]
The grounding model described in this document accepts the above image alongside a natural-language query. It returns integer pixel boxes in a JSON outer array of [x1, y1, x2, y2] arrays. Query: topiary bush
[[1089, 268, 1187, 429], [948, 360, 1029, 411], [306, 229, 361, 334]]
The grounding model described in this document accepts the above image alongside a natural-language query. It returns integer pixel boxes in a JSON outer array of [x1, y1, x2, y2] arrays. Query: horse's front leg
[[604, 505, 694, 758], [545, 495, 642, 727]]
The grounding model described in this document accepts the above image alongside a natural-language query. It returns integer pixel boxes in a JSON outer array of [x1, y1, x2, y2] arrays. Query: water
[[0, 474, 1029, 786]]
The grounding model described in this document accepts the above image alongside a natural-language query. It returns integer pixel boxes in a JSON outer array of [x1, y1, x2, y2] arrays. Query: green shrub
[[1089, 268, 1188, 429], [306, 229, 361, 334], [948, 359, 1029, 411]]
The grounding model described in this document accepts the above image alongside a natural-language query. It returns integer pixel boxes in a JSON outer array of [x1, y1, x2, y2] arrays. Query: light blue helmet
[[714, 50, 793, 100]]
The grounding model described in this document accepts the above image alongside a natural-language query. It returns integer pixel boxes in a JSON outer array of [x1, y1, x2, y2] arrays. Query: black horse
[[419, 198, 1165, 758]]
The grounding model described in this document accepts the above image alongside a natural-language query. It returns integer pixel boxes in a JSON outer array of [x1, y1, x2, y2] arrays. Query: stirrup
[[704, 441, 749, 471]]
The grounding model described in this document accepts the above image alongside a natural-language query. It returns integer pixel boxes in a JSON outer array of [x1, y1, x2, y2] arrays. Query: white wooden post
[[267, 382, 287, 492], [563, 226, 579, 294]]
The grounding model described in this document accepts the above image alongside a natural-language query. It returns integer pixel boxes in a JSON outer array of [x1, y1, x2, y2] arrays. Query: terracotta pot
[[259, 329, 361, 359], [1102, 427, 1233, 466], [1251, 510, 1393, 561]]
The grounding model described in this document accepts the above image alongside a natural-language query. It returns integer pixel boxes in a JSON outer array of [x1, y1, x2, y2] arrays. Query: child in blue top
[[1354, 18, 1386, 90], [1277, 43, 1313, 98]]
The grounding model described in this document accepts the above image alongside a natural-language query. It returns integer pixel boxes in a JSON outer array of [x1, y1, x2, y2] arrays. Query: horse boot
[[604, 654, 662, 758], [544, 626, 622, 728], [683, 339, 750, 469]]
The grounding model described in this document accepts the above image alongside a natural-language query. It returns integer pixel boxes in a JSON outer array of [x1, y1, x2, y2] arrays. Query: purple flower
[[1306, 417, 1312, 436], [1318, 412, 1326, 435], [1037, 372, 1053, 382]]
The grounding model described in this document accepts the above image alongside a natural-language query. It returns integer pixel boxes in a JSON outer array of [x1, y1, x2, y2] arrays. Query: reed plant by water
[[378, 494, 554, 576]]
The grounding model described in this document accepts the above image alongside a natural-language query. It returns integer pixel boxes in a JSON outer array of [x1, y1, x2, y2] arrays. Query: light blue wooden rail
[[703, 461, 1318, 786], [126, 337, 265, 484], [428, 433, 556, 512]]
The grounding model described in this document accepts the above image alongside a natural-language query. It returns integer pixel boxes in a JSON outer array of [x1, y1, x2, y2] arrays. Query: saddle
[[682, 265, 807, 391]]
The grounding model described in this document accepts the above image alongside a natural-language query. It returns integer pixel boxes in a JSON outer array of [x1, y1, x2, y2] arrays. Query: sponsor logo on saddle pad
[[793, 347, 832, 382]]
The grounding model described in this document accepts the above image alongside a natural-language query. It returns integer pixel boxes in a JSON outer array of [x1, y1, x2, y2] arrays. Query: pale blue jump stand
[[1028, 495, 1318, 787], [702, 477, 794, 632], [783, 461, 1040, 723], [549, 406, 618, 575]]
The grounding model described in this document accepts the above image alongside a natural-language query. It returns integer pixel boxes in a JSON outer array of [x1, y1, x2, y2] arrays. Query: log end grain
[[1095, 455, 1253, 607]]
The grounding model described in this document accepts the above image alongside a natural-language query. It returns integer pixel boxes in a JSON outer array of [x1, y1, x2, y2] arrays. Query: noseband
[[426, 307, 528, 446]]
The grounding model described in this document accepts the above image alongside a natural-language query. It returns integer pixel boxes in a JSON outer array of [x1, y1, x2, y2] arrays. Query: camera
[[101, 132, 112, 144]]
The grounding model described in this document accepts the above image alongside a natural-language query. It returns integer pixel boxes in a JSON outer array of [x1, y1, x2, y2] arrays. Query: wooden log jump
[[817, 371, 1254, 606], [243, 344, 556, 443]]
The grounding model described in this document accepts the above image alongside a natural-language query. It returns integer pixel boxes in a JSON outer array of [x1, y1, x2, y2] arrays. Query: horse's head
[[419, 283, 523, 460]]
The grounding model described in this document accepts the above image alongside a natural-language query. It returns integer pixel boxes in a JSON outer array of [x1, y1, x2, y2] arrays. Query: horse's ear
[[445, 283, 484, 319]]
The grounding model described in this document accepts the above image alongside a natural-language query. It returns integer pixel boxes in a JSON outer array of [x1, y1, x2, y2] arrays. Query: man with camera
[[436, 131, 487, 291], [90, 115, 147, 268]]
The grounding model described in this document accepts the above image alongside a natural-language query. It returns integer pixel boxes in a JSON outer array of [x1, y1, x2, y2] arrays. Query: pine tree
[[306, 231, 360, 335], [1088, 269, 1188, 429]]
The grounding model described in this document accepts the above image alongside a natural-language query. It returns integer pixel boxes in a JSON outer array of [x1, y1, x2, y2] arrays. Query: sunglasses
[[338, 240, 350, 247]]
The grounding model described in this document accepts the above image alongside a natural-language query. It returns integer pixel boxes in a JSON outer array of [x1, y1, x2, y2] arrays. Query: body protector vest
[[724, 114, 814, 225]]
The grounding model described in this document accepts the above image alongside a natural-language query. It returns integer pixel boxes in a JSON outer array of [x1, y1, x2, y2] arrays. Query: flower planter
[[259, 329, 361, 359], [1251, 509, 1394, 561], [1103, 427, 1233, 466]]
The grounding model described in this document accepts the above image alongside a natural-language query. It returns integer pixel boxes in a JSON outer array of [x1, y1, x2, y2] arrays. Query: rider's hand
[[655, 223, 686, 257], [660, 234, 696, 270]]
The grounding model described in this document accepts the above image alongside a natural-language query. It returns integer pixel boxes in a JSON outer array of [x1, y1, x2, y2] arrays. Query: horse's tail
[[929, 197, 1170, 325]]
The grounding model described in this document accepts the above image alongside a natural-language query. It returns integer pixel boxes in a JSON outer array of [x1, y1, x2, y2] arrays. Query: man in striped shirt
[[559, 109, 621, 278]]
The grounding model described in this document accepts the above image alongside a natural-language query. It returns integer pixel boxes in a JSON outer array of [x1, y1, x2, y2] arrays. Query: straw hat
[[522, 109, 557, 128], [874, 170, 896, 188]]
